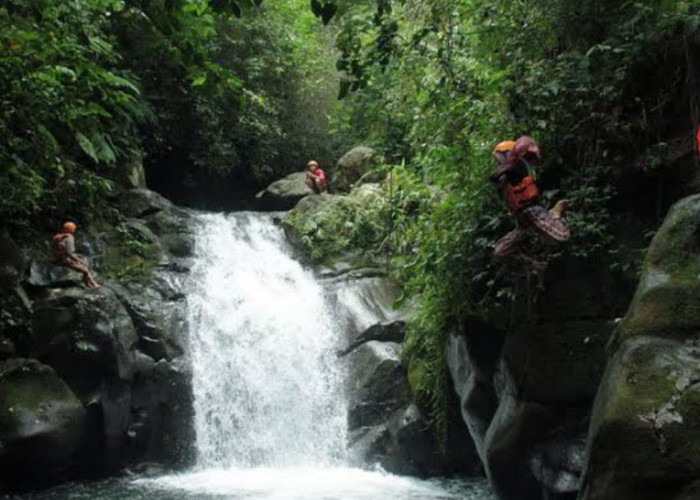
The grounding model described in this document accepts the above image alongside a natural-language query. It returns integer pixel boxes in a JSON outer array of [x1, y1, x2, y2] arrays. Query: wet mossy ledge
[[0, 184, 196, 491]]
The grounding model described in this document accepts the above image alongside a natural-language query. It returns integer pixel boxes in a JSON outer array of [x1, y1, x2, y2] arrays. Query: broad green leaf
[[76, 132, 98, 162]]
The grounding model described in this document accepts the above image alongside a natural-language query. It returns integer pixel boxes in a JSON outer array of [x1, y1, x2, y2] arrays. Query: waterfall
[[187, 212, 349, 468], [133, 211, 493, 500]]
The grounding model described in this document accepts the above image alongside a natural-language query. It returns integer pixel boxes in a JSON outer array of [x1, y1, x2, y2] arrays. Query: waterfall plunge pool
[[22, 467, 494, 500]]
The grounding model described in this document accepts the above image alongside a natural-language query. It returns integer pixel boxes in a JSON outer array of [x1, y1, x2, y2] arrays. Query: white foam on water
[[137, 466, 465, 500]]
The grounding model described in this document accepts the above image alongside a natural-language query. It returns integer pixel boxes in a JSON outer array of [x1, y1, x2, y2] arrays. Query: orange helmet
[[493, 141, 515, 153], [307, 160, 319, 168], [62, 221, 77, 233]]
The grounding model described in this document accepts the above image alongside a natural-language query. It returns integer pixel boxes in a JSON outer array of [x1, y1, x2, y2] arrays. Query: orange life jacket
[[503, 160, 540, 213], [52, 233, 71, 259]]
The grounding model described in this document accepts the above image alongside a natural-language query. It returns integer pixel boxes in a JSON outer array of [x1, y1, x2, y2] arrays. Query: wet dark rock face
[[0, 189, 195, 490], [447, 257, 632, 500]]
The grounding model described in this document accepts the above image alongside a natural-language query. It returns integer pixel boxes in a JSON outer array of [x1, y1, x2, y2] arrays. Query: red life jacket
[[503, 160, 540, 213], [52, 233, 71, 259]]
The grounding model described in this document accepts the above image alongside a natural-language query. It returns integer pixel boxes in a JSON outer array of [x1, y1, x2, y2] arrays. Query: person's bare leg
[[66, 258, 100, 289]]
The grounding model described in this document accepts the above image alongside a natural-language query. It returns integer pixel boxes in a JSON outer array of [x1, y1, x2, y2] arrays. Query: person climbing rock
[[490, 136, 571, 274], [305, 160, 328, 194], [52, 221, 100, 289]]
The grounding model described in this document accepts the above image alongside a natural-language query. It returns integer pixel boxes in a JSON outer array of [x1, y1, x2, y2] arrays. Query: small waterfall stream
[[187, 212, 347, 469]]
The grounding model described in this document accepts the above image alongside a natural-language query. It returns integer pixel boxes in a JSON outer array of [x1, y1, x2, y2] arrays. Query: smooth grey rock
[[0, 358, 85, 488], [339, 321, 406, 357], [119, 189, 173, 218], [27, 261, 84, 288], [256, 171, 314, 210], [333, 146, 382, 192]]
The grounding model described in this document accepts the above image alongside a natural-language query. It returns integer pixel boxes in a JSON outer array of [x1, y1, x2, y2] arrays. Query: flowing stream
[[27, 212, 493, 500]]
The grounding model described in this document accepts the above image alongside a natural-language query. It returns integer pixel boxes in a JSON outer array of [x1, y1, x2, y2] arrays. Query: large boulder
[[118, 189, 174, 219], [615, 195, 700, 345], [27, 261, 84, 288], [581, 195, 700, 500], [0, 358, 85, 488], [332, 146, 382, 193], [255, 172, 314, 211], [347, 337, 479, 476], [581, 338, 700, 500], [447, 257, 626, 500]]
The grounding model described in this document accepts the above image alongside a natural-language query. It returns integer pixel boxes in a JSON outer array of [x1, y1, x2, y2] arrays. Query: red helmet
[[62, 221, 77, 233]]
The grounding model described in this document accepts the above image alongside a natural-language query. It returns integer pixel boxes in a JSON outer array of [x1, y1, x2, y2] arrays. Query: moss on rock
[[617, 195, 700, 344]]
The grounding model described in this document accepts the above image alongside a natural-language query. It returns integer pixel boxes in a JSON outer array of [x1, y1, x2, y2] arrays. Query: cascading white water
[[136, 211, 493, 500], [187, 212, 348, 468]]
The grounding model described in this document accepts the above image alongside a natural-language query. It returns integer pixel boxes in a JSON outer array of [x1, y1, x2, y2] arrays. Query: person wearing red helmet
[[52, 221, 100, 289], [305, 160, 328, 194], [490, 136, 571, 274]]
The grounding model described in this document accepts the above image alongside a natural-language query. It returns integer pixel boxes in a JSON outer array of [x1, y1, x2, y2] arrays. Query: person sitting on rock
[[52, 221, 100, 289], [490, 136, 571, 274], [305, 160, 328, 194]]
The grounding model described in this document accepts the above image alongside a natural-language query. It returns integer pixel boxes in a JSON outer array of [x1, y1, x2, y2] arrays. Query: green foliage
[[324, 0, 700, 439], [0, 0, 149, 220]]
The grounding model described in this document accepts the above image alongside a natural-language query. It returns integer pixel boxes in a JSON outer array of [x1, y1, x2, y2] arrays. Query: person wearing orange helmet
[[52, 221, 100, 289], [490, 136, 570, 273], [305, 160, 328, 194]]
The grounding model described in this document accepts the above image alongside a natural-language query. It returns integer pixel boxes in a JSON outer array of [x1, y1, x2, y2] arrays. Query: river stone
[[446, 321, 503, 462], [0, 358, 85, 488], [616, 194, 700, 344], [338, 321, 405, 357], [119, 189, 173, 219], [27, 261, 84, 288], [332, 146, 382, 192], [580, 336, 700, 500], [347, 341, 409, 428], [255, 171, 314, 210], [529, 423, 587, 496], [32, 286, 138, 395]]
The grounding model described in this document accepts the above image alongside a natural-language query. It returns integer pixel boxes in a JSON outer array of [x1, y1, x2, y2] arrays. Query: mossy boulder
[[97, 219, 162, 282], [617, 195, 700, 344], [255, 171, 314, 211], [0, 358, 85, 488], [283, 184, 386, 264], [581, 336, 700, 500], [332, 146, 383, 193]]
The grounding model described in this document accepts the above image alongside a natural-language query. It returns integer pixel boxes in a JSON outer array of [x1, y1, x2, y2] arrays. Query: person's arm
[[490, 162, 514, 185], [63, 236, 85, 263]]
